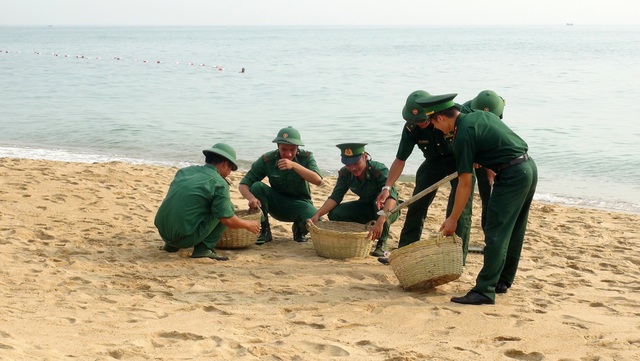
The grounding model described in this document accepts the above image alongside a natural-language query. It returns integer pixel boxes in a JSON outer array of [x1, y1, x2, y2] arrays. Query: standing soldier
[[416, 92, 537, 305], [376, 90, 474, 263], [463, 90, 506, 232], [309, 143, 400, 257], [239, 126, 322, 244]]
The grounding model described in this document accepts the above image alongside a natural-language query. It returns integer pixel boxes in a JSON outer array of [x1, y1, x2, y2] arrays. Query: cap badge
[[345, 148, 353, 156], [483, 107, 490, 111], [412, 109, 418, 115], [283, 133, 289, 138]]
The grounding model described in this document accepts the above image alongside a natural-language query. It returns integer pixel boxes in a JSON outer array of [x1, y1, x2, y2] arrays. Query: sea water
[[1, 25, 639, 213]]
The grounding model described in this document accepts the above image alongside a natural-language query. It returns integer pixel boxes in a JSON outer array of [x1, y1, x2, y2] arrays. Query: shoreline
[[1, 157, 639, 359], [2, 153, 638, 216]]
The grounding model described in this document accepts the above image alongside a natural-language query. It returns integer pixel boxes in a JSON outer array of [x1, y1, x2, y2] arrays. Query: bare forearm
[[385, 158, 405, 187], [239, 184, 256, 201], [220, 215, 250, 229], [449, 173, 473, 222], [292, 163, 322, 186], [314, 199, 338, 219]]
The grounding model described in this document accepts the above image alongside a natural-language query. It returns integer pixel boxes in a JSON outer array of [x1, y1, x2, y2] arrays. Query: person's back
[[154, 143, 260, 261], [155, 164, 229, 241]]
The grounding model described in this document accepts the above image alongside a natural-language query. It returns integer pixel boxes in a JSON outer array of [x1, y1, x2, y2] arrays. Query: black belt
[[487, 154, 530, 173]]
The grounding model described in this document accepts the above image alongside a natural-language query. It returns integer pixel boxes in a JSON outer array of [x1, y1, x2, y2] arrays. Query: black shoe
[[377, 257, 390, 265], [371, 246, 385, 257], [292, 224, 308, 243], [451, 291, 494, 305], [160, 243, 179, 253], [190, 249, 229, 261], [256, 220, 273, 245], [370, 239, 387, 257], [495, 281, 510, 294]]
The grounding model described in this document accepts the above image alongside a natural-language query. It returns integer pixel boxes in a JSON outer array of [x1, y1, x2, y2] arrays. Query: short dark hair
[[431, 106, 457, 119], [205, 152, 228, 166]]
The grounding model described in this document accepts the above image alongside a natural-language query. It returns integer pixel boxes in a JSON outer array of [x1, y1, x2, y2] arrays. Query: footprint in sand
[[157, 331, 206, 341], [202, 305, 232, 316], [36, 229, 56, 240], [291, 320, 325, 329], [504, 349, 544, 361], [299, 341, 350, 357]]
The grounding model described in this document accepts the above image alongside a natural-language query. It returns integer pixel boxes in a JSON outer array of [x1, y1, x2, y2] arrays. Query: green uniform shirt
[[395, 103, 473, 161], [240, 149, 322, 199], [453, 112, 529, 174], [154, 164, 235, 240], [329, 160, 398, 204]]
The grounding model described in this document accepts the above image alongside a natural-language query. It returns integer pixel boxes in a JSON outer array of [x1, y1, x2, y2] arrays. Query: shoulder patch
[[369, 166, 382, 178], [404, 122, 416, 132], [297, 149, 312, 158], [262, 150, 279, 163]]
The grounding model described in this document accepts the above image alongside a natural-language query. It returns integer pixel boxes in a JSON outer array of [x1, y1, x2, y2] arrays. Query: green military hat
[[336, 142, 367, 165], [415, 93, 458, 116], [272, 126, 304, 146], [470, 90, 504, 117], [202, 143, 238, 171], [402, 90, 430, 123]]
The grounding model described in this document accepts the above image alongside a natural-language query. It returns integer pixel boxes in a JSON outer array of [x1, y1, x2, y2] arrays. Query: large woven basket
[[216, 210, 262, 249], [388, 233, 463, 290], [306, 220, 373, 259]]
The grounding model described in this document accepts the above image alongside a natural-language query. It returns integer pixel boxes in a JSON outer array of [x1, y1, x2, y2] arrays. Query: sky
[[1, 0, 639, 26]]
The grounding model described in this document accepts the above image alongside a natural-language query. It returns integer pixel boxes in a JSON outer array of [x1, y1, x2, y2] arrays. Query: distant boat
[[566, 23, 574, 26]]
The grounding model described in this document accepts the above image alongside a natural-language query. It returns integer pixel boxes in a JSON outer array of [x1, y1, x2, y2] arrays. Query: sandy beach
[[1, 157, 639, 360]]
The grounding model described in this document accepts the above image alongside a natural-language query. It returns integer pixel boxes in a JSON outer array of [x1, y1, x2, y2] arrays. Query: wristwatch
[[381, 186, 391, 192]]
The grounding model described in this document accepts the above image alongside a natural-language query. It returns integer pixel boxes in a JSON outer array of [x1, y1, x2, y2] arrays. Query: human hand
[[247, 221, 261, 234], [277, 159, 294, 170], [309, 215, 319, 224], [439, 217, 457, 236], [368, 219, 384, 240], [486, 169, 496, 186], [248, 198, 261, 210], [375, 191, 388, 210]]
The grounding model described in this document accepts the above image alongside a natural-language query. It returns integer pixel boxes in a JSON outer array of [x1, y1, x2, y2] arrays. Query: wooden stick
[[377, 172, 458, 218]]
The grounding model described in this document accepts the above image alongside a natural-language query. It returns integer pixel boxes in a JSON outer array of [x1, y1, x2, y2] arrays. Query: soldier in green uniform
[[416, 92, 537, 305], [239, 126, 323, 244], [309, 143, 400, 257], [376, 90, 475, 263], [154, 143, 261, 261], [463, 90, 506, 232]]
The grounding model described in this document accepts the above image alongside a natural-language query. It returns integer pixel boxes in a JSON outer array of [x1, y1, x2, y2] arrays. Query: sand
[[1, 157, 639, 360]]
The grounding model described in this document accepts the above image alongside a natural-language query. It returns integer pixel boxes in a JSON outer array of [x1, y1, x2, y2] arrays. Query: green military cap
[[336, 143, 367, 165], [202, 143, 238, 171], [415, 93, 458, 116], [470, 90, 504, 117], [272, 126, 304, 146], [402, 90, 431, 123]]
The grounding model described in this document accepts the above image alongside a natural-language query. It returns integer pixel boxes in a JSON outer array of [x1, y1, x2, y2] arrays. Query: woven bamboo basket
[[306, 220, 373, 259], [216, 210, 262, 249], [388, 232, 463, 290]]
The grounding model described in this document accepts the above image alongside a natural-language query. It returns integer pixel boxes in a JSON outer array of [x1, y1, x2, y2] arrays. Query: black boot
[[292, 223, 308, 243], [256, 218, 273, 245], [371, 239, 386, 257]]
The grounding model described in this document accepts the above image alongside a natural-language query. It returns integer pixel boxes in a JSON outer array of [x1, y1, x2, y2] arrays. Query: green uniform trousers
[[327, 200, 400, 242], [250, 182, 317, 236], [398, 156, 474, 263], [162, 216, 227, 252], [472, 158, 538, 301], [475, 166, 491, 232]]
